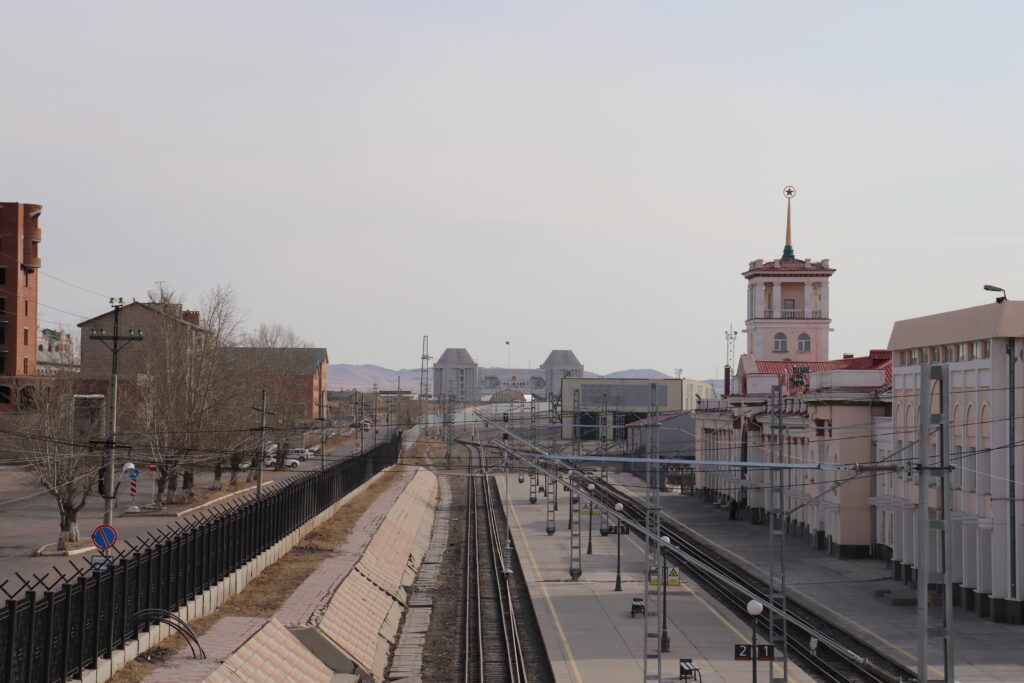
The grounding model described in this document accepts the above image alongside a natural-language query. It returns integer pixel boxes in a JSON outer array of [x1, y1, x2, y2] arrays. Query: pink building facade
[[695, 195, 891, 558]]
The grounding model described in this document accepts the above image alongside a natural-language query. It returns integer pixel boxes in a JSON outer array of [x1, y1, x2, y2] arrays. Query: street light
[[586, 483, 596, 554], [984, 284, 1008, 303], [747, 599, 764, 683], [614, 502, 624, 591], [660, 534, 671, 653]]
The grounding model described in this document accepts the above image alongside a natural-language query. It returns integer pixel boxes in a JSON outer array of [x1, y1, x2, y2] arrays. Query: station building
[[433, 347, 583, 401], [882, 302, 1024, 622], [694, 193, 892, 559], [559, 376, 715, 441]]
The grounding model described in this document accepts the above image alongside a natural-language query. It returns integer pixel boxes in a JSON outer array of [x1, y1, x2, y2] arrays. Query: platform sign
[[667, 566, 682, 586], [648, 566, 660, 586], [609, 524, 630, 535], [735, 644, 774, 661], [91, 524, 117, 550]]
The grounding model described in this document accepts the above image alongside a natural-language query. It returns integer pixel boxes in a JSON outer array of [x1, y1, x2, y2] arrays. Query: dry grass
[[108, 468, 403, 683]]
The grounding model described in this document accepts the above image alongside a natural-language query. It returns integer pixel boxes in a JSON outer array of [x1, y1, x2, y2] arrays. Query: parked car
[[264, 456, 300, 469], [287, 448, 313, 461], [264, 443, 279, 455]]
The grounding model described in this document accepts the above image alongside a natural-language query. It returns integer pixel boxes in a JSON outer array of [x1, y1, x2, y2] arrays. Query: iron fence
[[0, 435, 400, 683]]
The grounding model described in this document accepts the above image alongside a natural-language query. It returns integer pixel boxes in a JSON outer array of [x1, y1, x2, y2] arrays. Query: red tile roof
[[750, 350, 892, 394]]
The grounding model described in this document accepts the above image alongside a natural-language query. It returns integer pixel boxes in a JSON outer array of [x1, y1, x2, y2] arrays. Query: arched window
[[797, 333, 811, 352], [773, 333, 787, 353]]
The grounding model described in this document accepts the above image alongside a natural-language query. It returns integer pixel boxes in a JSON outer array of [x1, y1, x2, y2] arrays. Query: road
[[0, 431, 384, 591]]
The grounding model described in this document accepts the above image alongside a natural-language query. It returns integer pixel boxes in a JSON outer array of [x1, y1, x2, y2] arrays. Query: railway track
[[462, 442, 550, 683], [598, 482, 913, 682]]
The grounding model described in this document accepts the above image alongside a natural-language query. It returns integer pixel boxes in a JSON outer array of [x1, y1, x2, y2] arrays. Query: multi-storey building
[[695, 193, 891, 558], [0, 202, 43, 407], [432, 347, 586, 401], [882, 301, 1024, 623]]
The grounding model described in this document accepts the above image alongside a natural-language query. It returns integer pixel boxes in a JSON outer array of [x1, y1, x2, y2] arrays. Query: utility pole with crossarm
[[88, 298, 143, 533]]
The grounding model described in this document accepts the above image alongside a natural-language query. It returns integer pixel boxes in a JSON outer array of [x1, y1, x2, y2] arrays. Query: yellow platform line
[[508, 498, 585, 683]]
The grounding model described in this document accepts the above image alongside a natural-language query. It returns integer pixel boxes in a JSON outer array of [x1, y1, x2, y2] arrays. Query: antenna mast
[[419, 335, 431, 398]]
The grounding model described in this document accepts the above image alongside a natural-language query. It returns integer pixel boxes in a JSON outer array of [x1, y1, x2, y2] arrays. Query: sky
[[2, 2, 1023, 378]]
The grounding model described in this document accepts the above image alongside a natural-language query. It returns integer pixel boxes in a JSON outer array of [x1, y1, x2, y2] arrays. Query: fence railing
[[0, 435, 401, 683]]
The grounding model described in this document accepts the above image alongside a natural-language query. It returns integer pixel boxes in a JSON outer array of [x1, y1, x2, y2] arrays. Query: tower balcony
[[755, 309, 826, 320]]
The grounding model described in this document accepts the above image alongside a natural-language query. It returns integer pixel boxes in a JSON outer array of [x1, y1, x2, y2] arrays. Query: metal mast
[[443, 380, 454, 469], [725, 324, 738, 370], [569, 388, 582, 579], [419, 335, 431, 398], [643, 383, 663, 682], [768, 385, 789, 682], [917, 364, 955, 682]]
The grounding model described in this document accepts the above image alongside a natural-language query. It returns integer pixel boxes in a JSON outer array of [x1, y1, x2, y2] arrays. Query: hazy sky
[[3, 2, 1022, 378]]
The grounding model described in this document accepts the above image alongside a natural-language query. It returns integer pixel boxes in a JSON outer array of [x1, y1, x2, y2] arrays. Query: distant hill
[[328, 364, 421, 391], [329, 364, 674, 390]]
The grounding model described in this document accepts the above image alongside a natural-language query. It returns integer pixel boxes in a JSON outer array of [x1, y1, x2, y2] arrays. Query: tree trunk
[[182, 469, 195, 500], [212, 461, 223, 490], [57, 503, 79, 551], [165, 472, 178, 505], [155, 475, 167, 510]]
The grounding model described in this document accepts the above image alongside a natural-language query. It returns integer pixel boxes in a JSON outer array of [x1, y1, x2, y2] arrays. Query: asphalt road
[[0, 432, 382, 590]]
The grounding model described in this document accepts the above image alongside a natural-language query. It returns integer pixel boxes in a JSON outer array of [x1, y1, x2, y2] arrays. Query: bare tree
[[241, 323, 312, 348], [132, 286, 243, 506], [0, 362, 104, 550]]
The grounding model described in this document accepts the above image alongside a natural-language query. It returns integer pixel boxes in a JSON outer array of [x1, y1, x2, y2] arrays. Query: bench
[[679, 658, 702, 682]]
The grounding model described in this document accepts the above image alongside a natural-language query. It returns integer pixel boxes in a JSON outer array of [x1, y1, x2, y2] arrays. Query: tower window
[[773, 333, 788, 353], [798, 334, 811, 352]]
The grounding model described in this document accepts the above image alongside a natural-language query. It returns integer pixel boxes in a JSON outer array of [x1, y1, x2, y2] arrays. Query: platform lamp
[[747, 599, 764, 683], [984, 284, 1008, 303], [614, 502, 624, 591]]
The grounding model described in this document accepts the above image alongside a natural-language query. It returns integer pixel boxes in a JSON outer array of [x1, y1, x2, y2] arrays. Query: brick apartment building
[[0, 202, 43, 407]]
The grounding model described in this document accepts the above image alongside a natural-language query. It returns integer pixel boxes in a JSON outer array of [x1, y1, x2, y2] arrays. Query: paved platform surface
[[504, 476, 815, 683], [607, 470, 1024, 682]]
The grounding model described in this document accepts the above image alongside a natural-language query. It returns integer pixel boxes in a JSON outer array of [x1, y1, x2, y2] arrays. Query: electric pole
[[88, 298, 143, 533], [643, 383, 663, 682], [917, 364, 955, 682], [253, 389, 274, 496], [768, 385, 789, 682]]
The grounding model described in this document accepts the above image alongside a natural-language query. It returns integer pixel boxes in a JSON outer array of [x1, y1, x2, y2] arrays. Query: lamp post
[[587, 483, 595, 554], [614, 502, 624, 591], [660, 534, 671, 653], [986, 284, 1016, 604], [747, 599, 764, 683]]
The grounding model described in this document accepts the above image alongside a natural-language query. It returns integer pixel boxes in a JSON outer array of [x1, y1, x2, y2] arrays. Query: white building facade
[[883, 301, 1024, 623]]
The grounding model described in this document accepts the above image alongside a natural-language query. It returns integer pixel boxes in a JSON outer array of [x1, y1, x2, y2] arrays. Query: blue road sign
[[92, 524, 117, 550]]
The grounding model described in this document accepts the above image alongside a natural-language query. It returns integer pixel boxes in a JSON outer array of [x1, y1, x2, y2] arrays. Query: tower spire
[[782, 185, 796, 259]]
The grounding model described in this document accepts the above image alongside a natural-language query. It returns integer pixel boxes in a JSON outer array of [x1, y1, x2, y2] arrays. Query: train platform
[[606, 470, 1024, 682], [502, 475, 817, 683]]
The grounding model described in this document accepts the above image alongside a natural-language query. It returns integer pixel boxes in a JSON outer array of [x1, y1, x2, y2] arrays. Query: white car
[[287, 448, 313, 461], [264, 456, 300, 469]]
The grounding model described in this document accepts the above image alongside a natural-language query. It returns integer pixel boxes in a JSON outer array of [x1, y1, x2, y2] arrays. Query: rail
[[463, 443, 529, 683]]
